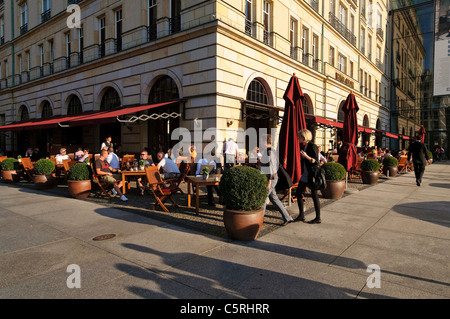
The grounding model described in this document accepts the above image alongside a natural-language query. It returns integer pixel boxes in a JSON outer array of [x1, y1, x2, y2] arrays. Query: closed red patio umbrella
[[418, 125, 426, 143], [278, 74, 307, 184], [338, 92, 359, 172]]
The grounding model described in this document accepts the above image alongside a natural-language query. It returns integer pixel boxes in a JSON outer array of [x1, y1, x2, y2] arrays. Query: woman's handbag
[[311, 164, 327, 190], [275, 164, 294, 191]]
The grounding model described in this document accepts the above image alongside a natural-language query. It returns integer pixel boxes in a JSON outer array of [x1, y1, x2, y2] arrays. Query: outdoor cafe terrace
[[0, 155, 385, 240]]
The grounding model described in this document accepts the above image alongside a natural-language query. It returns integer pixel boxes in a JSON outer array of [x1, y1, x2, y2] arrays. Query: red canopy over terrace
[[0, 101, 180, 131]]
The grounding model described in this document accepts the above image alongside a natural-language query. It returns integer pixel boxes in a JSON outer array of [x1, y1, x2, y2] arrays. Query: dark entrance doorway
[[147, 76, 180, 159], [99, 88, 122, 151]]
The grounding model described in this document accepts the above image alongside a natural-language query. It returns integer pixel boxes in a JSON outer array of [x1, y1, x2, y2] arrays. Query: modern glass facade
[[390, 0, 449, 157]]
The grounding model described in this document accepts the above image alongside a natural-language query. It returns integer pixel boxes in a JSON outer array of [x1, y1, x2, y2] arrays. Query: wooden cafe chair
[[145, 166, 179, 212]]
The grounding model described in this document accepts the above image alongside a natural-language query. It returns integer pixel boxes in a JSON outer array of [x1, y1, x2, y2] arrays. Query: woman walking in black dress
[[295, 129, 321, 224]]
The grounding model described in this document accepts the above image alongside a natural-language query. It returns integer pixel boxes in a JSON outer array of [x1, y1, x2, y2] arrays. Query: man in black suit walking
[[407, 135, 431, 186]]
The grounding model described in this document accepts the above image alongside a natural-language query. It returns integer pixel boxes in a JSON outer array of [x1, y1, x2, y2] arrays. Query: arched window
[[20, 107, 29, 121], [246, 79, 268, 105], [149, 76, 179, 104], [41, 102, 53, 118], [363, 114, 369, 127], [100, 88, 121, 110], [67, 96, 83, 115], [302, 94, 314, 115]]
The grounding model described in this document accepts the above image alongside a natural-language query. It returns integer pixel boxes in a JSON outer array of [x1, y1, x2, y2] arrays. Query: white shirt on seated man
[[156, 152, 180, 179], [106, 147, 121, 169], [196, 155, 217, 176], [55, 148, 70, 164]]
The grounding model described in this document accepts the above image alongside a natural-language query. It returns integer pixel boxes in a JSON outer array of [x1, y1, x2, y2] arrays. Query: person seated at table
[[137, 150, 155, 196], [25, 148, 33, 158], [165, 148, 176, 161], [156, 151, 180, 179], [196, 151, 222, 207], [383, 148, 393, 157], [318, 146, 327, 165], [77, 148, 90, 163], [55, 148, 70, 164], [74, 148, 84, 161], [249, 147, 262, 161], [95, 149, 128, 202], [31, 148, 42, 162], [189, 145, 197, 163], [106, 146, 121, 170]]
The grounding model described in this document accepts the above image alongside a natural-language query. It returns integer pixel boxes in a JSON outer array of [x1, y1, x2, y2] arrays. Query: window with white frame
[[368, 0, 373, 27], [290, 18, 298, 58], [0, 17, 4, 41], [338, 53, 347, 73], [42, 0, 51, 13], [245, 0, 253, 35], [20, 3, 28, 27], [338, 3, 347, 26], [350, 14, 355, 34], [26, 51, 30, 71], [312, 34, 319, 60], [148, 0, 157, 39], [263, 1, 271, 44], [329, 46, 335, 66], [360, 27, 365, 54], [48, 39, 54, 62], [66, 32, 71, 57], [39, 44, 44, 67], [301, 26, 309, 54]]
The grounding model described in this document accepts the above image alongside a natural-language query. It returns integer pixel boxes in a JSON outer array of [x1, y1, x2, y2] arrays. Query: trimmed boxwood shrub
[[382, 156, 399, 167], [0, 158, 18, 171], [322, 162, 346, 181], [34, 159, 55, 175], [361, 159, 381, 172], [219, 166, 268, 211], [68, 163, 91, 181]]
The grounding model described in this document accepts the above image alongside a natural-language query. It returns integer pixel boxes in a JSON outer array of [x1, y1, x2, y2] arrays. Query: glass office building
[[390, 0, 449, 157]]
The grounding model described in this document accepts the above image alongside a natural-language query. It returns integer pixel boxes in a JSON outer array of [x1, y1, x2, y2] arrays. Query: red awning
[[0, 113, 92, 132], [66, 100, 180, 126], [307, 115, 404, 139], [0, 100, 181, 131], [311, 116, 344, 129], [385, 132, 399, 139]]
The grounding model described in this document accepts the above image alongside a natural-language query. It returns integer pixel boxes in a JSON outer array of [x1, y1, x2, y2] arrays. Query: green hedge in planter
[[219, 166, 268, 211], [34, 159, 55, 175], [322, 162, 346, 181], [68, 163, 91, 181], [361, 159, 380, 172], [0, 158, 18, 171], [382, 156, 399, 167]]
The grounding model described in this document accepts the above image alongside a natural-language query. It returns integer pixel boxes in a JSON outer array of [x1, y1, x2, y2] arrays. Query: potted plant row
[[219, 166, 268, 241], [382, 156, 399, 177], [67, 163, 92, 199], [320, 162, 347, 199], [33, 159, 56, 189], [361, 159, 380, 185], [1, 158, 19, 183]]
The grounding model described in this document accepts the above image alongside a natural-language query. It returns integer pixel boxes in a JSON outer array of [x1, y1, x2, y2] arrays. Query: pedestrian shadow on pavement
[[428, 183, 450, 189], [391, 201, 450, 228], [116, 244, 392, 299]]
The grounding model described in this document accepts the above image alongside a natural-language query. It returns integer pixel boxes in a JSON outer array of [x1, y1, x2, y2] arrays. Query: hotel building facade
[[0, 0, 394, 159]]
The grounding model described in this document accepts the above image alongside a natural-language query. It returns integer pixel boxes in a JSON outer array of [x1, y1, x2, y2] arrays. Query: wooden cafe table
[[186, 175, 221, 215], [121, 169, 147, 194]]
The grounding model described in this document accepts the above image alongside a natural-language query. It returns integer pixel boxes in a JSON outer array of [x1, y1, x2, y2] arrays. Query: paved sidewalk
[[0, 162, 449, 303]]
